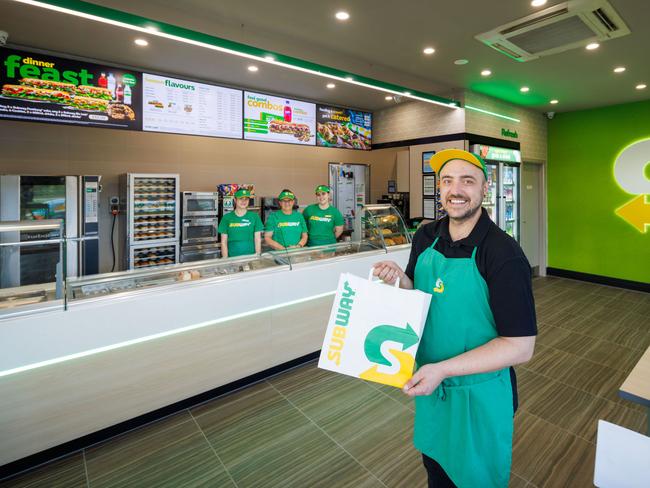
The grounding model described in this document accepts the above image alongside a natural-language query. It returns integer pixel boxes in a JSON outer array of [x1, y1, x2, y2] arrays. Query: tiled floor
[[1, 276, 648, 487]]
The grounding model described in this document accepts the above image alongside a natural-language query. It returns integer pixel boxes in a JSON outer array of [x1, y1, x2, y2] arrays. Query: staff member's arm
[[254, 214, 264, 255], [333, 207, 345, 240], [218, 218, 229, 258], [404, 336, 535, 397], [296, 213, 308, 248]]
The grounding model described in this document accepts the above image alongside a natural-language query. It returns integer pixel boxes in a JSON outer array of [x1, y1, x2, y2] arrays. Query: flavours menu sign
[[316, 105, 372, 150], [142, 73, 242, 139], [0, 48, 141, 130], [243, 91, 315, 145]]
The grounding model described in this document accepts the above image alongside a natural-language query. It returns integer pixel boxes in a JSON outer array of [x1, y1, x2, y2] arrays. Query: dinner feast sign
[[0, 47, 142, 130], [316, 104, 372, 150]]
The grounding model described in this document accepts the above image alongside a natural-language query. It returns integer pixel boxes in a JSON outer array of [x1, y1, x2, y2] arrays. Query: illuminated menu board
[[244, 91, 316, 145]]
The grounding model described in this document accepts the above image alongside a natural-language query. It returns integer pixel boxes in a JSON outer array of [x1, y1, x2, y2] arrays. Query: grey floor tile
[[0, 453, 86, 488]]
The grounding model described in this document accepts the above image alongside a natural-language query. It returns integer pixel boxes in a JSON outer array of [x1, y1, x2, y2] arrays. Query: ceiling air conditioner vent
[[475, 0, 630, 62]]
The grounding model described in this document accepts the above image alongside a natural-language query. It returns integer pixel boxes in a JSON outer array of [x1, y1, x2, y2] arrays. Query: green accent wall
[[548, 99, 650, 284]]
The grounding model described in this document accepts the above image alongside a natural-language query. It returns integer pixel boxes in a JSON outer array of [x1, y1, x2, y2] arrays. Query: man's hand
[[403, 363, 446, 397], [372, 261, 404, 285]]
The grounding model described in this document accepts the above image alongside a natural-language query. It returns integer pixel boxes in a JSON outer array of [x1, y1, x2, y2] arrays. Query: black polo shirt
[[405, 208, 537, 411]]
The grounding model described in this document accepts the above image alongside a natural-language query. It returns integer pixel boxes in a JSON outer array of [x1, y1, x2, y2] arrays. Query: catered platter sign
[[316, 105, 372, 150], [0, 48, 142, 130]]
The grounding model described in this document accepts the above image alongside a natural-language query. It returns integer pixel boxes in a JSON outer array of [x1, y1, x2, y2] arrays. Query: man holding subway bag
[[373, 149, 537, 488]]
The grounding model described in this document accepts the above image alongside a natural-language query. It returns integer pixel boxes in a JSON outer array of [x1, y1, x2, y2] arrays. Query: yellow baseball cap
[[428, 149, 488, 179]]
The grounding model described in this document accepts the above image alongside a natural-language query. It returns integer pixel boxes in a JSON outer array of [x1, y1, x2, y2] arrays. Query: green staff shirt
[[265, 210, 307, 247], [218, 211, 263, 257], [303, 204, 344, 246]]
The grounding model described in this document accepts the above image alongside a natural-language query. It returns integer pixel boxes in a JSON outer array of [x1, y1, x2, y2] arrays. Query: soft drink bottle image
[[284, 101, 292, 122]]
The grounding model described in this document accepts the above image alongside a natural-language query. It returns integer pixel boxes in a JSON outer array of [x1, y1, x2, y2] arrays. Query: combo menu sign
[[0, 48, 141, 130], [142, 73, 242, 139], [316, 105, 372, 150], [244, 91, 316, 145]]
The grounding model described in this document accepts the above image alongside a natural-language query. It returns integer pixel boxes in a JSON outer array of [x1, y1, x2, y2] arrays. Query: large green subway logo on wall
[[614, 138, 650, 233]]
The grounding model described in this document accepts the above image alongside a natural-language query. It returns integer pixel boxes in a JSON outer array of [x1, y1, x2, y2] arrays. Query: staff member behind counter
[[218, 189, 263, 258], [264, 189, 308, 250], [302, 185, 344, 247]]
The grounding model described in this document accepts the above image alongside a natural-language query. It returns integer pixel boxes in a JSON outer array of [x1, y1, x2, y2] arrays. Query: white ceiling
[[1, 0, 649, 113]]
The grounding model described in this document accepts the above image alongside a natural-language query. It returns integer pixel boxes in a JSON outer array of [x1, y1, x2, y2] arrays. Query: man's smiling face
[[439, 159, 487, 222]]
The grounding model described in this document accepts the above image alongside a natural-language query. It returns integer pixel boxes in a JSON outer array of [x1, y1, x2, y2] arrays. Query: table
[[619, 345, 650, 435]]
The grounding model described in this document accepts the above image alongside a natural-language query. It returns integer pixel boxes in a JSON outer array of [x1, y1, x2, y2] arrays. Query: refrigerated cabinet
[[121, 173, 180, 270]]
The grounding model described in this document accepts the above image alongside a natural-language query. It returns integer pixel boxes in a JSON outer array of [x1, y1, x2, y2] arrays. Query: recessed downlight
[[326, 83, 336, 89], [481, 69, 492, 76], [423, 47, 435, 55], [247, 65, 259, 72], [586, 42, 600, 50], [454, 59, 469, 65], [520, 86, 530, 93], [531, 0, 547, 7], [550, 99, 559, 104], [335, 11, 350, 21], [636, 84, 647, 90], [385, 96, 393, 101], [613, 66, 626, 73], [134, 39, 148, 47]]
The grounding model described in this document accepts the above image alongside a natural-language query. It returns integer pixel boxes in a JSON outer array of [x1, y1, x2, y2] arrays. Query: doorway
[[521, 162, 546, 276]]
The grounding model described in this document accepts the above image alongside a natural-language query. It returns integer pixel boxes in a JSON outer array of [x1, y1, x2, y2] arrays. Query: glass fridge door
[[483, 163, 499, 224], [502, 164, 519, 241]]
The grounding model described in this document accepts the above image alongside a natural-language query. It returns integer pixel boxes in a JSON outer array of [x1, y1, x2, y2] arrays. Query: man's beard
[[445, 194, 483, 223]]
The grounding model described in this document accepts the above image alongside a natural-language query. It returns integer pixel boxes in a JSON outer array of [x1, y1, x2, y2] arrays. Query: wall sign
[[422, 151, 435, 173], [614, 138, 650, 233], [316, 104, 371, 150], [243, 91, 315, 145], [142, 73, 242, 139], [501, 128, 518, 139], [0, 48, 141, 130]]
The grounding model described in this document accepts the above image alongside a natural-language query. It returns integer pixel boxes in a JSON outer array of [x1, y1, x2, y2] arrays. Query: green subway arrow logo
[[364, 323, 419, 366]]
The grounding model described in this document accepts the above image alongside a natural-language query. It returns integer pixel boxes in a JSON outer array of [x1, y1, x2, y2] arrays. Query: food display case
[[68, 253, 282, 301], [121, 173, 180, 269], [271, 240, 382, 266], [357, 204, 411, 248]]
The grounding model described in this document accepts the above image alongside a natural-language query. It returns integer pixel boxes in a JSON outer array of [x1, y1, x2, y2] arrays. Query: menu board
[[142, 73, 242, 138], [0, 48, 141, 130], [243, 91, 315, 145], [316, 105, 372, 150]]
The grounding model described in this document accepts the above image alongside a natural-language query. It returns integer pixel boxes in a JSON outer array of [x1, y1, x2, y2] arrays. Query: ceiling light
[[326, 83, 335, 89], [404, 91, 411, 95], [385, 96, 393, 101], [247, 65, 258, 72], [335, 11, 350, 21], [423, 47, 435, 55], [134, 38, 148, 46], [264, 55, 274, 61], [613, 66, 626, 73], [550, 99, 559, 104], [13, 0, 461, 109], [636, 84, 647, 90], [531, 0, 547, 6], [454, 59, 469, 65], [586, 42, 600, 50], [520, 86, 530, 93], [481, 69, 492, 76], [345, 76, 354, 81]]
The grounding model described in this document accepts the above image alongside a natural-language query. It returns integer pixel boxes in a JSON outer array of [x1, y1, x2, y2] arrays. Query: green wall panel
[[548, 99, 650, 283]]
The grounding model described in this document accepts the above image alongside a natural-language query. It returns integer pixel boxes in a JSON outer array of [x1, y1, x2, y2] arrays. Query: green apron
[[413, 237, 513, 488]]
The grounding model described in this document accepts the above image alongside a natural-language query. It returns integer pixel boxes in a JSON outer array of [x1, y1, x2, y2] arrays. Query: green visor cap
[[278, 190, 296, 200], [234, 189, 251, 198], [315, 185, 331, 194]]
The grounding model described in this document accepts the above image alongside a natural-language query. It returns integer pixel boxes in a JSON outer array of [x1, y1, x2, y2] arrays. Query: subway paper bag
[[318, 272, 431, 388]]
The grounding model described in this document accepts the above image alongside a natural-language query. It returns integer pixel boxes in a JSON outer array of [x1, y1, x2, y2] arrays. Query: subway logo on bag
[[326, 281, 355, 365]]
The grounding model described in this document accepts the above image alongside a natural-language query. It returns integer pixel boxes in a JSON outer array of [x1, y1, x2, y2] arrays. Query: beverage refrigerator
[[120, 173, 180, 270], [471, 144, 521, 241], [0, 175, 100, 287]]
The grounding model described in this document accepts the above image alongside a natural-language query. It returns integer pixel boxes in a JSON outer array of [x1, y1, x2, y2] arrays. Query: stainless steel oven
[[182, 192, 219, 217], [181, 217, 218, 245]]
